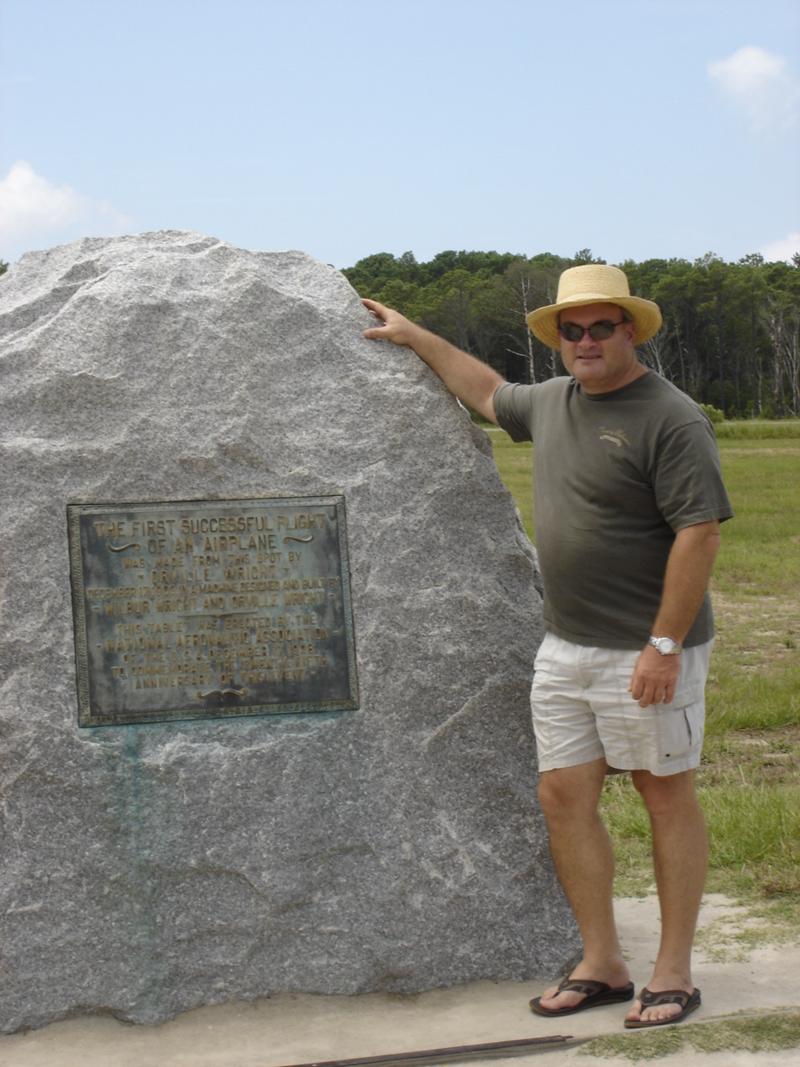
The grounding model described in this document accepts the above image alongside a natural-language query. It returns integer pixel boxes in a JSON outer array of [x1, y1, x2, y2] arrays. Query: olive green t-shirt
[[493, 372, 733, 649]]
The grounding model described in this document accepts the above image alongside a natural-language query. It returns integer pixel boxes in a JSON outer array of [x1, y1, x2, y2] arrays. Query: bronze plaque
[[67, 496, 359, 727]]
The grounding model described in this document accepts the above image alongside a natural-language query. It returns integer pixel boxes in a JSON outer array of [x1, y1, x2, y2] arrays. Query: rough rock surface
[[0, 231, 577, 1032]]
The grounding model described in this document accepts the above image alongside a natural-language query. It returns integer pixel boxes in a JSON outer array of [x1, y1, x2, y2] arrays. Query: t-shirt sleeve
[[493, 382, 536, 442], [653, 418, 734, 531]]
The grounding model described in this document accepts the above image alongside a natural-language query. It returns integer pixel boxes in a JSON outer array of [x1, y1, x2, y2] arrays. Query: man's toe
[[540, 989, 583, 1011], [625, 998, 642, 1023], [625, 987, 700, 1028], [625, 997, 680, 1023], [641, 1002, 680, 1023]]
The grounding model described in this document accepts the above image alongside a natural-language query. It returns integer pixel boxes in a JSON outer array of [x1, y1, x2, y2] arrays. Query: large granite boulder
[[0, 231, 577, 1032]]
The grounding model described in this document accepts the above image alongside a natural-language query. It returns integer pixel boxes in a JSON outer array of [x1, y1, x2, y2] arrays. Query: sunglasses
[[558, 319, 627, 342]]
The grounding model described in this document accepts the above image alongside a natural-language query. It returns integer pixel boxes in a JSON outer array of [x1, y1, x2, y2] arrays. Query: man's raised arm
[[362, 298, 505, 424]]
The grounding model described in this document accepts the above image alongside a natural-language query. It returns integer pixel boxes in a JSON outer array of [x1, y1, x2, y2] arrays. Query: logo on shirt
[[598, 427, 630, 448]]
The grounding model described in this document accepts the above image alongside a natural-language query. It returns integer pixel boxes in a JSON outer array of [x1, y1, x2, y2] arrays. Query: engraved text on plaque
[[67, 496, 359, 726]]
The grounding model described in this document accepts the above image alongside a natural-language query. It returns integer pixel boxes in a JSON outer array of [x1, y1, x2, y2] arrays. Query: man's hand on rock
[[362, 298, 422, 348]]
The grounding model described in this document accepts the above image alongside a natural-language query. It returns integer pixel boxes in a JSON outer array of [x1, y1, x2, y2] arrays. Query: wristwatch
[[648, 636, 683, 656]]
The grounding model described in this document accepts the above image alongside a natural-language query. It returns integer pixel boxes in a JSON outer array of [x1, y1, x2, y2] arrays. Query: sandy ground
[[1, 894, 798, 1067]]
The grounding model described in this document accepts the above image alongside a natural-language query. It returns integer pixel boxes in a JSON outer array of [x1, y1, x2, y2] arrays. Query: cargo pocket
[[655, 700, 705, 767]]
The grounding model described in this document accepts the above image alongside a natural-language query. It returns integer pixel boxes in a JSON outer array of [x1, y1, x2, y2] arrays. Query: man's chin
[[574, 362, 606, 382]]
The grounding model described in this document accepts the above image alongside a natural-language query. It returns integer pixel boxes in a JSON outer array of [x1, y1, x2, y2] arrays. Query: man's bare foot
[[625, 976, 699, 1026], [535, 958, 631, 1014]]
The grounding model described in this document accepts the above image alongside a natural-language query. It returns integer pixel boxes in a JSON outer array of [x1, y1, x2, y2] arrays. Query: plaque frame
[[67, 495, 359, 727]]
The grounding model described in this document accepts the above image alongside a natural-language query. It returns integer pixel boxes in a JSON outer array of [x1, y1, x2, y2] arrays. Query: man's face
[[558, 302, 642, 394]]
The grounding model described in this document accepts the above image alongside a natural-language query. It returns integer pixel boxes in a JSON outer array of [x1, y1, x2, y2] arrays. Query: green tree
[[345, 246, 797, 416]]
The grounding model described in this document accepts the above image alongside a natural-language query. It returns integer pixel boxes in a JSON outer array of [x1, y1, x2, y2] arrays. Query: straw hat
[[527, 264, 662, 348]]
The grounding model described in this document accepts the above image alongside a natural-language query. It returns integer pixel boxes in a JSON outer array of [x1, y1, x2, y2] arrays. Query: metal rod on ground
[[273, 1033, 578, 1067]]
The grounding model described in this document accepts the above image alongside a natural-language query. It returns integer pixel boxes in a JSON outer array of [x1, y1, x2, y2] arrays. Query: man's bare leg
[[625, 769, 707, 1024], [536, 758, 631, 1011]]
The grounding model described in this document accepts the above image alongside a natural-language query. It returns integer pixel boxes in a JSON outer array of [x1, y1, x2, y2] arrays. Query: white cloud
[[760, 232, 800, 263], [0, 161, 133, 262], [708, 46, 800, 132]]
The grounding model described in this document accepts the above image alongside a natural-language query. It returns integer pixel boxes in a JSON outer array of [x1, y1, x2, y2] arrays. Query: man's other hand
[[629, 645, 681, 708]]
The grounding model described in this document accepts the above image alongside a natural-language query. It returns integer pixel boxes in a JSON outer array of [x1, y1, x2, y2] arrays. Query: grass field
[[488, 422, 800, 928]]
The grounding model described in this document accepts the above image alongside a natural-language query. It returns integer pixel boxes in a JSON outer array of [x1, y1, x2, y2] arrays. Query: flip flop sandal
[[530, 977, 635, 1017], [624, 986, 701, 1028]]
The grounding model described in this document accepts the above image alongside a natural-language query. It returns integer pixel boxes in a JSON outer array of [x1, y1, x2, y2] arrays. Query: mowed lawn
[[488, 423, 800, 923]]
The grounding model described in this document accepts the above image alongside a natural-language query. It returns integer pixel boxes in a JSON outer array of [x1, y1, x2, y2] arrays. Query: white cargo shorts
[[530, 632, 713, 776]]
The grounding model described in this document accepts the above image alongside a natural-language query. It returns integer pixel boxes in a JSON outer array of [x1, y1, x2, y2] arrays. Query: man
[[362, 264, 733, 1029]]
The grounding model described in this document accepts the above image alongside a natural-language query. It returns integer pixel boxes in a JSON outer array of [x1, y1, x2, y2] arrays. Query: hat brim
[[527, 294, 662, 349]]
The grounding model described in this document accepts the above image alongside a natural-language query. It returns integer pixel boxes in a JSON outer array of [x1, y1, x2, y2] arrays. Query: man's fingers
[[360, 298, 418, 349], [362, 298, 393, 339], [362, 297, 385, 317], [629, 675, 671, 707], [628, 668, 646, 700], [634, 684, 675, 708]]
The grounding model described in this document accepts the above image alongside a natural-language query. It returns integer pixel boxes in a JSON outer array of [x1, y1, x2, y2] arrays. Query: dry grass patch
[[712, 591, 798, 670], [580, 1008, 800, 1061]]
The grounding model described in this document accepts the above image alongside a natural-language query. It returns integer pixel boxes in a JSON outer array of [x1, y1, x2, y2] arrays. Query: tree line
[[345, 248, 800, 418]]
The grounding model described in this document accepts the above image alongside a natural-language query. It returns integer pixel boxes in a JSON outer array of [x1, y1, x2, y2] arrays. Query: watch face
[[651, 636, 680, 655]]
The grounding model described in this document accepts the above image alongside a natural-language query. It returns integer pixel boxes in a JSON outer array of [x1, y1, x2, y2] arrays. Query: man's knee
[[632, 768, 699, 817], [537, 771, 567, 818], [538, 760, 607, 821]]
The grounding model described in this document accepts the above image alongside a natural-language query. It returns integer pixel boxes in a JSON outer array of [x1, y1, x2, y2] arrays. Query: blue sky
[[1, 0, 798, 268]]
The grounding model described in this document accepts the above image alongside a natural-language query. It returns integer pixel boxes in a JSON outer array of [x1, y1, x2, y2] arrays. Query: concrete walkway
[[2, 895, 798, 1067]]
